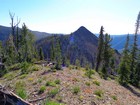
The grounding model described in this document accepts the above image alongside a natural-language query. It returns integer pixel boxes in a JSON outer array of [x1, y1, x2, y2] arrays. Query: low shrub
[[38, 78, 42, 83], [72, 86, 80, 94], [48, 88, 59, 97], [54, 79, 61, 84], [56, 95, 63, 102], [112, 95, 117, 100], [4, 72, 15, 80], [15, 81, 26, 89], [19, 74, 27, 79], [85, 82, 91, 86], [93, 80, 100, 86], [45, 100, 63, 105], [20, 62, 30, 74], [46, 81, 56, 87], [30, 65, 40, 72], [16, 88, 27, 99], [94, 90, 104, 98], [85, 69, 95, 78], [38, 86, 46, 94]]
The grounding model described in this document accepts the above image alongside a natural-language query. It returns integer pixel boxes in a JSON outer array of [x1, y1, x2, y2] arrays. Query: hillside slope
[[110, 34, 140, 52], [37, 26, 98, 67], [0, 64, 140, 105], [0, 25, 51, 41]]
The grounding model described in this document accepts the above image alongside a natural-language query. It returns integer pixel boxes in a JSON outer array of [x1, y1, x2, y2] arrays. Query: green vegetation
[[72, 86, 80, 94], [85, 69, 95, 78], [94, 90, 104, 98], [118, 12, 140, 87], [15, 81, 26, 89], [45, 100, 63, 105], [85, 81, 91, 86], [118, 35, 130, 85], [38, 86, 46, 94], [46, 81, 56, 87], [4, 72, 15, 80], [54, 79, 61, 84], [16, 88, 27, 99], [93, 80, 100, 86], [95, 26, 104, 72], [50, 36, 62, 70], [48, 88, 59, 97], [56, 95, 63, 102], [111, 95, 117, 100], [15, 80, 27, 99], [101, 33, 112, 79], [20, 62, 31, 74], [38, 78, 43, 83], [19, 74, 27, 79], [39, 47, 44, 60]]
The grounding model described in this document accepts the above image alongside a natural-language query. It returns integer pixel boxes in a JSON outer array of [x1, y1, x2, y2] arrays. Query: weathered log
[[0, 86, 33, 105]]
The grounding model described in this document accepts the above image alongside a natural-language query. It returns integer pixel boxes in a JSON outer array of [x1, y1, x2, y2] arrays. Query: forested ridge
[[0, 12, 140, 105]]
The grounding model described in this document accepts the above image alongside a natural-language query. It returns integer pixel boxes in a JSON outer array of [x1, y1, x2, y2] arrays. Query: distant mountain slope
[[0, 25, 51, 41], [110, 34, 140, 52], [1, 25, 139, 52], [0, 25, 11, 41], [37, 26, 98, 67], [95, 34, 140, 52]]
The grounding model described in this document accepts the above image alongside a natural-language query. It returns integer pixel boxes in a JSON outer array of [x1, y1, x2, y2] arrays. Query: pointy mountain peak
[[73, 26, 97, 39], [76, 26, 89, 32]]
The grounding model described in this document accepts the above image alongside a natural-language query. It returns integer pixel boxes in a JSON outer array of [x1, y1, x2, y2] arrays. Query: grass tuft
[[94, 90, 104, 98], [72, 86, 80, 94]]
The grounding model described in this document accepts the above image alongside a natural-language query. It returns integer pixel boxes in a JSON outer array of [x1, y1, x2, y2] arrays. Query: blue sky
[[0, 0, 140, 34]]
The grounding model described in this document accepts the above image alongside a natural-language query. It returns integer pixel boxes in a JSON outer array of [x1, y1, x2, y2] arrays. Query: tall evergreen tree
[[19, 23, 28, 62], [0, 41, 4, 62], [95, 26, 104, 71], [129, 12, 140, 85], [134, 53, 140, 87], [26, 32, 35, 62], [101, 33, 112, 78], [19, 23, 35, 62], [118, 34, 130, 84], [39, 47, 44, 60], [55, 38, 62, 70], [50, 36, 55, 61], [5, 35, 17, 65], [130, 12, 140, 87]]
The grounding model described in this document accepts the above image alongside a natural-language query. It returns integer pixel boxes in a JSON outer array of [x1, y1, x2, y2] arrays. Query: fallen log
[[0, 85, 33, 105]]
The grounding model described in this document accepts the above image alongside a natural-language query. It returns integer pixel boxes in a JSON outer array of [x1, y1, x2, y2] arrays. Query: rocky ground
[[0, 64, 140, 105]]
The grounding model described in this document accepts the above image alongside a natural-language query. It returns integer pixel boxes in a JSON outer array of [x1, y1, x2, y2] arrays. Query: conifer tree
[[0, 41, 4, 63], [110, 54, 116, 74], [134, 53, 140, 87], [39, 47, 44, 60], [19, 23, 35, 62], [26, 32, 35, 62], [101, 33, 112, 78], [118, 34, 130, 84], [50, 36, 55, 61], [55, 38, 62, 70], [5, 35, 17, 65], [130, 12, 140, 87], [129, 12, 140, 85], [95, 26, 104, 71], [19, 23, 28, 62]]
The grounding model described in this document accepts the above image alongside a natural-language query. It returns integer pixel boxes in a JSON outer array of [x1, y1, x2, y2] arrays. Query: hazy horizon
[[0, 0, 140, 34]]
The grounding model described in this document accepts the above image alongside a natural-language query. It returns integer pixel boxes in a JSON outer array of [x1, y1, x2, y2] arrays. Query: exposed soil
[[0, 65, 140, 105]]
